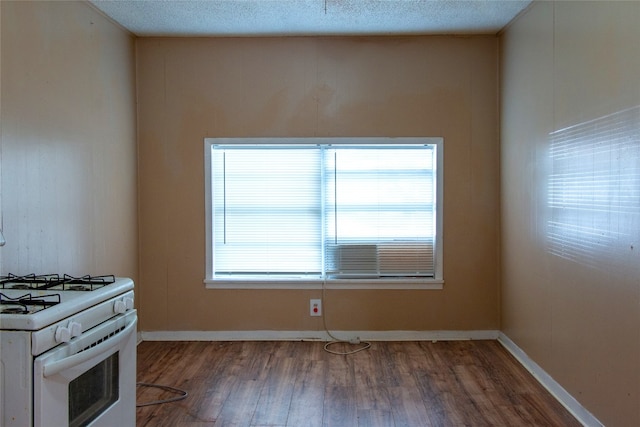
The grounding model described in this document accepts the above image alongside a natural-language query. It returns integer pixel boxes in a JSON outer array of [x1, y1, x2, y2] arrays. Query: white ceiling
[[89, 0, 532, 37]]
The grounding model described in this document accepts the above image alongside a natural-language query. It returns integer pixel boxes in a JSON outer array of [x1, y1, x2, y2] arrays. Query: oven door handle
[[43, 317, 137, 378]]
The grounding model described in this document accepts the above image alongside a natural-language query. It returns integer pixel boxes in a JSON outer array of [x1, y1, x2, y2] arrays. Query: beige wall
[[3, 1, 638, 423], [0, 1, 138, 279], [500, 1, 640, 425], [137, 36, 501, 332]]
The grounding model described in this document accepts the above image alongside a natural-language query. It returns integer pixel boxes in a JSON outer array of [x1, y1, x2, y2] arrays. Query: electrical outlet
[[310, 299, 322, 316]]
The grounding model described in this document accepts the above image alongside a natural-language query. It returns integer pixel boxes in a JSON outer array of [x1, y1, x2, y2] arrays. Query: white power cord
[[321, 279, 371, 356]]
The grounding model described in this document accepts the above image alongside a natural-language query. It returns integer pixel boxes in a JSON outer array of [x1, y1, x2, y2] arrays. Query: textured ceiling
[[89, 0, 532, 37]]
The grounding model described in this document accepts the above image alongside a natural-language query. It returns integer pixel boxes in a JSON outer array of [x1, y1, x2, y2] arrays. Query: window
[[204, 138, 443, 289]]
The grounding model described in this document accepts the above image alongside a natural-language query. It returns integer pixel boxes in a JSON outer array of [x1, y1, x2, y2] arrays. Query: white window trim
[[204, 137, 444, 290]]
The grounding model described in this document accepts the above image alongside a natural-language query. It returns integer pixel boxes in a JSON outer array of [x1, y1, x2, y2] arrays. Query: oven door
[[33, 310, 137, 427]]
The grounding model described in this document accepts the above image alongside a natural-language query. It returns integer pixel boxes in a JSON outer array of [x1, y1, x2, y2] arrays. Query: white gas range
[[0, 274, 137, 427]]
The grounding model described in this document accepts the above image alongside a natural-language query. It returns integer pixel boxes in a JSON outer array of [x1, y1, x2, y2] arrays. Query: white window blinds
[[324, 146, 436, 277], [209, 140, 439, 280], [212, 146, 322, 276]]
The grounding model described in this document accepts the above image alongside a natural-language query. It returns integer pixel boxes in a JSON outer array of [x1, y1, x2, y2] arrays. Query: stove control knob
[[55, 326, 71, 343], [124, 297, 134, 310], [69, 321, 82, 338], [114, 299, 127, 314]]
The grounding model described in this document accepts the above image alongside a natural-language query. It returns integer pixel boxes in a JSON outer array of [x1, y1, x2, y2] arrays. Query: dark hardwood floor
[[136, 340, 581, 426]]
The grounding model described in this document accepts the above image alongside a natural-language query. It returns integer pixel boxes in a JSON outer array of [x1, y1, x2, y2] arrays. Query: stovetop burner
[[7, 284, 32, 290], [0, 274, 116, 291], [0, 292, 62, 314], [67, 284, 92, 291], [1, 306, 28, 314]]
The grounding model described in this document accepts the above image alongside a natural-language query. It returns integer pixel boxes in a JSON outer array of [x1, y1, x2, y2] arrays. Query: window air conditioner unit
[[330, 243, 434, 278]]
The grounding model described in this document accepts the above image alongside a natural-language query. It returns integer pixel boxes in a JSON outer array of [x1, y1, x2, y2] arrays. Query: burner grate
[[0, 292, 61, 314], [57, 274, 116, 290], [0, 274, 116, 290]]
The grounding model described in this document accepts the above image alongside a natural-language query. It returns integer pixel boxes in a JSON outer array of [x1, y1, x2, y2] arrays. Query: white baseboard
[[139, 329, 499, 342], [497, 332, 603, 427]]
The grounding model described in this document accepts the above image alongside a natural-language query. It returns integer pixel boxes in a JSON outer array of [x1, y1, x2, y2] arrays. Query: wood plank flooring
[[136, 340, 581, 427]]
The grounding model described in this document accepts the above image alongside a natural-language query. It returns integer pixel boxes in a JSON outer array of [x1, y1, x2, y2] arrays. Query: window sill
[[204, 278, 444, 290]]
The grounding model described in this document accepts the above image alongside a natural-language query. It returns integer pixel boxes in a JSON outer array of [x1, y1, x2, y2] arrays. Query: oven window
[[68, 352, 119, 427]]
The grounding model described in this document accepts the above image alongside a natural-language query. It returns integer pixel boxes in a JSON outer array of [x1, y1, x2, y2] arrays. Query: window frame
[[204, 137, 444, 290]]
